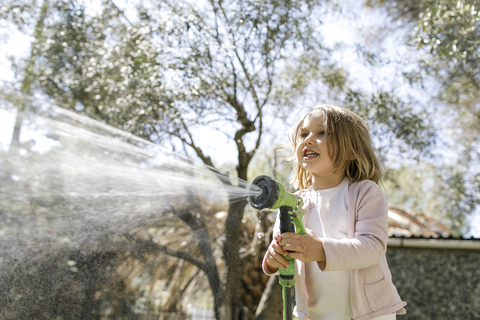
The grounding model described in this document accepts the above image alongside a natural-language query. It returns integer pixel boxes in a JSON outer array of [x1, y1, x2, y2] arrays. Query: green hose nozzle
[[249, 175, 306, 235], [250, 175, 307, 320]]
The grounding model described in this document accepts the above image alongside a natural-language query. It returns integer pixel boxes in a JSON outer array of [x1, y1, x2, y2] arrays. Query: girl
[[262, 104, 406, 320]]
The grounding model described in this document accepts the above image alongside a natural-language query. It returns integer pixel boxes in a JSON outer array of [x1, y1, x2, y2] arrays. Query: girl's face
[[295, 111, 346, 190]]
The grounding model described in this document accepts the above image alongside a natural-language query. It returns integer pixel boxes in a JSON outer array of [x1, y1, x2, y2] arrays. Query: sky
[[1, 1, 479, 237]]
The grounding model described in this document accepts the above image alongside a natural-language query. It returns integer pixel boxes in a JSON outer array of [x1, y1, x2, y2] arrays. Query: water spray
[[249, 175, 306, 320]]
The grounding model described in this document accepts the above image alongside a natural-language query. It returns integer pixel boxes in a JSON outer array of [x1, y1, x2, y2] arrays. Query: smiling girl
[[262, 104, 406, 320]]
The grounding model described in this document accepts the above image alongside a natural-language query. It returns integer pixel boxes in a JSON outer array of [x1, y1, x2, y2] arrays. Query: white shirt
[[302, 177, 352, 320]]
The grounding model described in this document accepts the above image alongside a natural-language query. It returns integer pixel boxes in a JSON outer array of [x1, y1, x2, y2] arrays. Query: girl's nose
[[304, 133, 315, 145]]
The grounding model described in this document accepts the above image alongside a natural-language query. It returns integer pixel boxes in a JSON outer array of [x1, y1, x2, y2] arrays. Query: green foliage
[[24, 1, 171, 140], [408, 1, 480, 137], [383, 161, 479, 236], [0, 0, 38, 32], [368, 0, 480, 229], [345, 90, 435, 158], [367, 1, 480, 142]]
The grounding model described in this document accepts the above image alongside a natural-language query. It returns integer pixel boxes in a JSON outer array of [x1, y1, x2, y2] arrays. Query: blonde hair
[[290, 104, 382, 189]]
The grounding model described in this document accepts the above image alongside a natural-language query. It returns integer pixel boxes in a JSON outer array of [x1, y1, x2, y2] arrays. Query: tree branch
[[216, 2, 262, 112], [107, 0, 133, 26], [128, 236, 208, 272], [176, 114, 215, 168]]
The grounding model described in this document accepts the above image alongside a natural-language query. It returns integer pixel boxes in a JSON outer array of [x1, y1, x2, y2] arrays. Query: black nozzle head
[[249, 175, 279, 210]]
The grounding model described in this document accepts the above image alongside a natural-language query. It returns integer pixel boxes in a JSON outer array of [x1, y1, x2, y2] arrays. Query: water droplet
[[257, 232, 265, 239]]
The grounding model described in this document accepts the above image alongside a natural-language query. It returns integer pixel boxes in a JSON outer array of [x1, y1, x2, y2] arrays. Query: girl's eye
[[300, 133, 308, 139], [318, 131, 326, 136]]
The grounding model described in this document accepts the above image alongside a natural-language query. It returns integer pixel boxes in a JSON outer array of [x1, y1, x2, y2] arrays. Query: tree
[[1, 0, 437, 319], [366, 0, 480, 233], [367, 0, 480, 136]]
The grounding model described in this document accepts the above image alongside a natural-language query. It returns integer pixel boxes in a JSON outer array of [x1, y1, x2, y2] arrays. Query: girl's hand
[[263, 234, 290, 274], [279, 228, 326, 263]]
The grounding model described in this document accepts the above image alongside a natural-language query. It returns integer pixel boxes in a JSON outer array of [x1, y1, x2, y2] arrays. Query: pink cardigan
[[265, 180, 407, 320]]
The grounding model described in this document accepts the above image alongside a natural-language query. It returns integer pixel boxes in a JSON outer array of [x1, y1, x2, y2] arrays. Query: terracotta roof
[[388, 204, 451, 238]]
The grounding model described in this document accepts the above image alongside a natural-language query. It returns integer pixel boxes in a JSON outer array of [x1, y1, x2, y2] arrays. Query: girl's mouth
[[303, 150, 319, 160]]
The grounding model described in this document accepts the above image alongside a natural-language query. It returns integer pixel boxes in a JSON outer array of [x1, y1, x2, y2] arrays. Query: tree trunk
[[9, 0, 49, 153], [223, 197, 248, 320], [173, 203, 222, 320], [223, 213, 246, 319], [196, 227, 222, 320]]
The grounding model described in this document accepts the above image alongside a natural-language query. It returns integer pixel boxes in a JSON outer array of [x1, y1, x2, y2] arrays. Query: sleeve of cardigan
[[319, 180, 389, 272]]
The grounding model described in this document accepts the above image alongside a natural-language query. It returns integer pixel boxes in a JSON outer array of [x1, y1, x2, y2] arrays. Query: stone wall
[[386, 247, 480, 319]]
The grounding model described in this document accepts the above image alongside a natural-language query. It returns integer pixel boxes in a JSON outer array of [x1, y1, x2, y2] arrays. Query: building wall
[[386, 247, 480, 319]]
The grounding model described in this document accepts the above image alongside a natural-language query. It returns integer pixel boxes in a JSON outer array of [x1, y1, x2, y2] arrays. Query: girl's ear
[[347, 154, 356, 161]]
